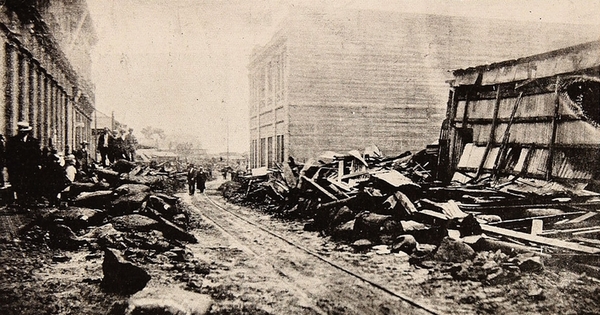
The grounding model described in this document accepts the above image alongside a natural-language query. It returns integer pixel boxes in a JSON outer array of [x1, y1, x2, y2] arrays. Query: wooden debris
[[481, 224, 600, 254]]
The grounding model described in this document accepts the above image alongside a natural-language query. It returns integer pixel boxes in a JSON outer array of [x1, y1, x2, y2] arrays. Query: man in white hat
[[5, 121, 42, 205]]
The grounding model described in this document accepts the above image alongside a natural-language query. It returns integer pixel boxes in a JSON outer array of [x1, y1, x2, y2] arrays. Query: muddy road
[[1, 180, 599, 315], [184, 190, 437, 315]]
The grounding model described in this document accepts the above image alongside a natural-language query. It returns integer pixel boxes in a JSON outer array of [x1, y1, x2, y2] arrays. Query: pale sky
[[86, 0, 600, 154]]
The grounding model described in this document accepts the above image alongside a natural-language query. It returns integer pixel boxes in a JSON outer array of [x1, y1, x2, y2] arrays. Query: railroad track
[[187, 191, 443, 315]]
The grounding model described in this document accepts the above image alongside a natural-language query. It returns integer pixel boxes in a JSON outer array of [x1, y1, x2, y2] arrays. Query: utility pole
[[223, 99, 229, 164]]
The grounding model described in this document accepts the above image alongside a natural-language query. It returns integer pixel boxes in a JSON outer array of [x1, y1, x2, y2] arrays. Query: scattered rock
[[476, 215, 502, 224], [331, 219, 355, 241], [351, 239, 373, 252], [47, 207, 106, 231], [330, 206, 355, 229], [125, 287, 212, 315], [390, 234, 418, 254], [72, 190, 113, 209], [514, 254, 544, 272], [354, 212, 392, 241], [434, 237, 475, 263], [414, 244, 437, 256], [102, 248, 151, 295], [47, 224, 86, 250], [112, 159, 137, 174], [82, 223, 124, 248], [52, 254, 71, 262], [111, 214, 160, 232]]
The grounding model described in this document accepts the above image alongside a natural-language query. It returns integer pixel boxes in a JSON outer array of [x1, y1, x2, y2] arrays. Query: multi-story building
[[248, 8, 600, 168], [0, 0, 96, 154]]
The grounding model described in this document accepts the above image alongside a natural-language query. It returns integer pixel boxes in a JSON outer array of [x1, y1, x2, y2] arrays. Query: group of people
[[1, 121, 85, 207], [187, 164, 207, 195], [97, 127, 138, 166]]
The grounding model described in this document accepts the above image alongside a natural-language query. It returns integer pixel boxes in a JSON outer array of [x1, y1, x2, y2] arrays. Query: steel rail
[[198, 193, 444, 315]]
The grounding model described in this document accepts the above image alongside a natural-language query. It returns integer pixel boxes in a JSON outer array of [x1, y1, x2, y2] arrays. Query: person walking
[[187, 164, 198, 195], [197, 167, 207, 193]]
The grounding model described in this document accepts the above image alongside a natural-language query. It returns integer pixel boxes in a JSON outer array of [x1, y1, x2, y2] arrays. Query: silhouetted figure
[[187, 164, 198, 195], [197, 168, 206, 193], [97, 127, 112, 166], [6, 122, 41, 206]]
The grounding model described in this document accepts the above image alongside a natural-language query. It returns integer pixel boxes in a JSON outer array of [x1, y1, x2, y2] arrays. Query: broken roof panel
[[453, 40, 600, 86], [372, 170, 419, 188]]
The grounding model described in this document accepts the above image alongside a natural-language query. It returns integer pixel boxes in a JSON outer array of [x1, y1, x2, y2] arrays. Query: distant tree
[[141, 126, 165, 140]]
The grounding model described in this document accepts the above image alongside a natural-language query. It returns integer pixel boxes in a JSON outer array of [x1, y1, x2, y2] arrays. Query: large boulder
[[353, 212, 393, 241], [330, 206, 355, 230], [112, 159, 137, 174], [433, 237, 475, 263], [82, 223, 124, 249], [147, 195, 178, 219], [110, 214, 160, 233], [125, 287, 212, 315], [114, 184, 152, 196], [70, 181, 111, 195], [46, 224, 87, 250], [102, 248, 151, 295], [46, 207, 106, 231], [330, 219, 356, 241], [391, 234, 418, 254], [72, 190, 113, 209], [111, 184, 151, 214]]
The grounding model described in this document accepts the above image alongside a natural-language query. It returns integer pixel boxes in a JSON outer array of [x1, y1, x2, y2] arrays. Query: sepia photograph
[[0, 0, 600, 314]]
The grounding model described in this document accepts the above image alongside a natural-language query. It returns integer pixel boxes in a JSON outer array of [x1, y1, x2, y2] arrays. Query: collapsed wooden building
[[438, 40, 600, 185]]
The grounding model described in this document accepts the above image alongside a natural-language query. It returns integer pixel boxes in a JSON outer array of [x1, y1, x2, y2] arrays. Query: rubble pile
[[220, 147, 600, 281], [18, 159, 201, 296]]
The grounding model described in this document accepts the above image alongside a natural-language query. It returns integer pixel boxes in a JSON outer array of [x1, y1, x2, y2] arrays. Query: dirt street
[[0, 180, 599, 314]]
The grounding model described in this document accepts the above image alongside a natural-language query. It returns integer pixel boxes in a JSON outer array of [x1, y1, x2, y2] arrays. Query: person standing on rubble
[[6, 122, 42, 206], [187, 164, 198, 195], [125, 128, 138, 162], [97, 127, 112, 166], [74, 141, 90, 175], [40, 152, 68, 207]]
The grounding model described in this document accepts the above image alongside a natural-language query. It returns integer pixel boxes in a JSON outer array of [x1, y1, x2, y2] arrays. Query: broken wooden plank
[[489, 211, 587, 228], [531, 219, 543, 236], [539, 225, 600, 236], [566, 211, 598, 224], [326, 178, 353, 192], [572, 229, 600, 236], [572, 237, 600, 246], [481, 224, 600, 254], [317, 196, 357, 209], [301, 175, 338, 201]]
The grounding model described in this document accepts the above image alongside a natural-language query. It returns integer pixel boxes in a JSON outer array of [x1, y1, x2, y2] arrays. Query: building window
[[259, 70, 265, 110], [276, 135, 284, 163], [260, 138, 266, 167], [267, 136, 274, 167], [276, 51, 285, 102], [251, 139, 258, 168]]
